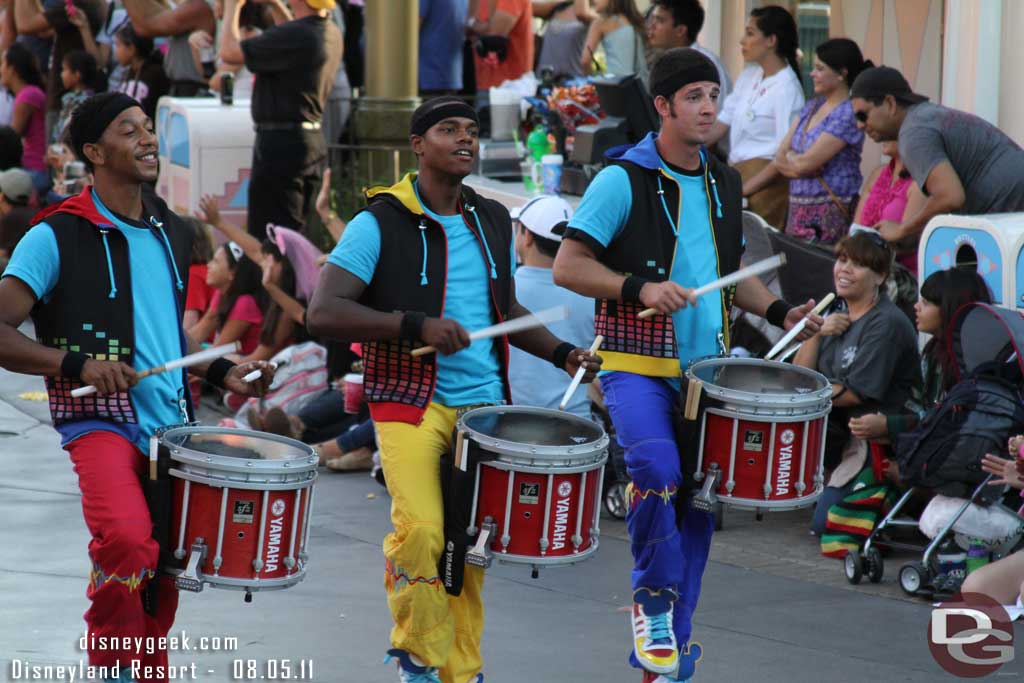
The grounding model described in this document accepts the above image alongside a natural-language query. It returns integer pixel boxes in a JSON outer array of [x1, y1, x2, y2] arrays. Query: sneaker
[[467, 676, 484, 683], [642, 674, 687, 683], [384, 649, 441, 683], [676, 642, 703, 681], [632, 587, 679, 675]]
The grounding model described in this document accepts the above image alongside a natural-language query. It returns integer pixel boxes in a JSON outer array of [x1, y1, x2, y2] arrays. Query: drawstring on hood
[[701, 150, 724, 219], [656, 176, 679, 237], [418, 220, 429, 285], [99, 229, 117, 299], [465, 203, 498, 280], [150, 216, 185, 292]]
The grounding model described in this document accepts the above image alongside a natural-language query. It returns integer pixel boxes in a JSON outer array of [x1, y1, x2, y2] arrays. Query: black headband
[[410, 98, 479, 137], [650, 61, 720, 100], [75, 93, 141, 148]]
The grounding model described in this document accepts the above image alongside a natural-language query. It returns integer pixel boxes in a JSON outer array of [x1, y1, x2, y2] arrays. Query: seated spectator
[[534, 0, 590, 81], [113, 23, 169, 118], [775, 38, 869, 244], [122, 0, 216, 97], [0, 168, 36, 270], [180, 216, 216, 330], [321, 417, 375, 471], [508, 195, 594, 416], [580, 0, 647, 79], [188, 241, 266, 357], [1, 44, 48, 190], [0, 126, 24, 170], [793, 231, 919, 531], [854, 140, 924, 276], [849, 268, 992, 465], [52, 49, 97, 145]]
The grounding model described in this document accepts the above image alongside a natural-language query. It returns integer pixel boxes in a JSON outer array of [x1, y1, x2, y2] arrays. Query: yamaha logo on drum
[[271, 499, 286, 517], [557, 481, 573, 497], [780, 429, 795, 445]]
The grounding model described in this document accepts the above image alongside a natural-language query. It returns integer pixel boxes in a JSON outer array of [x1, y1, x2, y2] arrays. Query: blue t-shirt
[[327, 184, 514, 407], [508, 266, 594, 417], [419, 0, 467, 91], [3, 190, 188, 452], [568, 161, 724, 385]]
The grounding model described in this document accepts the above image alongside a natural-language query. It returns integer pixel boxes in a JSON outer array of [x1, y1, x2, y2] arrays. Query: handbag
[[816, 174, 856, 221]]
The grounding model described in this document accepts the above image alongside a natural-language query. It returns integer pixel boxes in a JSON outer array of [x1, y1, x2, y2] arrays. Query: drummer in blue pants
[[553, 48, 821, 682]]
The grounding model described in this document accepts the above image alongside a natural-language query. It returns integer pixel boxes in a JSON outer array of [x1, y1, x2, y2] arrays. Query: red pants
[[68, 431, 179, 682]]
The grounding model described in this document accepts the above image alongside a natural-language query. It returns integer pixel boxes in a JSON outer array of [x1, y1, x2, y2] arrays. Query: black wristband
[[400, 311, 426, 341], [552, 341, 576, 370], [206, 357, 236, 390], [765, 299, 794, 328], [61, 350, 89, 379], [621, 275, 649, 304]]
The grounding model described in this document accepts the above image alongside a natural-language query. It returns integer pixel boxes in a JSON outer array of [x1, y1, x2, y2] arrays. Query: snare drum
[[458, 406, 608, 569], [159, 426, 318, 596], [686, 357, 832, 511]]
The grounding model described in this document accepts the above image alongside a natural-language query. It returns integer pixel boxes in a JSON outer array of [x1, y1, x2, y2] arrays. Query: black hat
[[850, 66, 928, 104]]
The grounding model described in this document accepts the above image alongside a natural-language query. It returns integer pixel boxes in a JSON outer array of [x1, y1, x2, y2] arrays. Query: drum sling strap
[[672, 377, 709, 525], [141, 432, 176, 616], [438, 428, 497, 596]]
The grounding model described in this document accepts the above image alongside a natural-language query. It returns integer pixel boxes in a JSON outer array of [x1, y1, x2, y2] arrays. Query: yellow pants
[[376, 402, 486, 683]]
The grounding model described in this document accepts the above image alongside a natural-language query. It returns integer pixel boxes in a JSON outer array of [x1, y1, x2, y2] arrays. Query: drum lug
[[571, 534, 582, 550], [175, 539, 208, 593], [692, 464, 721, 513], [794, 481, 806, 494], [466, 519, 497, 569]]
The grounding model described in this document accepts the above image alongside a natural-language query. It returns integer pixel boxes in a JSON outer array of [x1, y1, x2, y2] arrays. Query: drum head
[[161, 426, 318, 478], [687, 357, 831, 410], [458, 406, 608, 465]]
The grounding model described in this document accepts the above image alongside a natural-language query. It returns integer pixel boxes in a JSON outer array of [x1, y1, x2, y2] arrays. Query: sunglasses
[[850, 226, 890, 251]]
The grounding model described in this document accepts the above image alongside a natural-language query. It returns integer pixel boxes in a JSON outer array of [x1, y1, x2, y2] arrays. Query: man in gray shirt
[[850, 66, 1024, 248]]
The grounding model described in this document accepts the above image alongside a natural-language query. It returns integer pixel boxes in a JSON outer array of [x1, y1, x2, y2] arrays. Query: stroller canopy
[[949, 303, 1024, 380]]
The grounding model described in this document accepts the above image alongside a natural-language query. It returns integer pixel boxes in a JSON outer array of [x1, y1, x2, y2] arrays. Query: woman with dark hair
[[188, 242, 267, 356], [775, 38, 871, 244], [709, 4, 804, 229], [1, 44, 47, 188], [580, 0, 648, 78], [113, 22, 169, 118], [854, 140, 925, 275], [849, 267, 993, 445]]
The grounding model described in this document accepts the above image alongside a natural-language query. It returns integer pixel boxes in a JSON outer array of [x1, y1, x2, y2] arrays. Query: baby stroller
[[843, 303, 1024, 596]]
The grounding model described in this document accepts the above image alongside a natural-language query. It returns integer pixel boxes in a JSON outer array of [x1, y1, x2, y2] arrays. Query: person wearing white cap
[[508, 194, 594, 417]]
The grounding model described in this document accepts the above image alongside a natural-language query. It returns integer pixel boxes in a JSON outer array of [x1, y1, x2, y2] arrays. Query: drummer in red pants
[[307, 96, 602, 683], [0, 93, 273, 682], [553, 49, 821, 682]]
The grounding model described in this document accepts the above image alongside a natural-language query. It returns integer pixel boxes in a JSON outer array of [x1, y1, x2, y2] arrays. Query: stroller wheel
[[866, 547, 884, 583], [899, 562, 928, 596], [844, 550, 864, 585], [604, 481, 629, 520]]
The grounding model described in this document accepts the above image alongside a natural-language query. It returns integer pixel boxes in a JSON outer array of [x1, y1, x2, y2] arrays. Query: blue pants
[[602, 372, 714, 668]]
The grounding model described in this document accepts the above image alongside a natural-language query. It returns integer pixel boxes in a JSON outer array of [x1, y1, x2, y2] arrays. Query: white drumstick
[[558, 335, 603, 411], [637, 254, 787, 320], [410, 306, 569, 357], [71, 342, 239, 398], [764, 293, 836, 361], [241, 363, 277, 383]]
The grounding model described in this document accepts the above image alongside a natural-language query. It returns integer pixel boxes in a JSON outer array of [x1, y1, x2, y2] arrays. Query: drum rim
[[160, 425, 319, 472], [456, 405, 609, 463], [686, 357, 832, 406]]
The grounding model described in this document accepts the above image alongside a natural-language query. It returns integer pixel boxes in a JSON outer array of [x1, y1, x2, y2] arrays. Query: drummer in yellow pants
[[377, 403, 486, 683], [306, 96, 601, 683]]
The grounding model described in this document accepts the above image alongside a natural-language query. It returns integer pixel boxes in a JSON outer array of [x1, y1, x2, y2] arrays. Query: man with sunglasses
[[850, 66, 1024, 252]]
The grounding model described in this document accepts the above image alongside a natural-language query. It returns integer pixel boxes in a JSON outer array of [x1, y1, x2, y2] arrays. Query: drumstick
[[453, 429, 468, 472], [241, 363, 277, 383], [71, 342, 239, 398], [684, 379, 703, 421], [558, 335, 603, 411], [410, 305, 569, 357], [763, 293, 836, 361], [148, 434, 159, 482], [637, 254, 787, 320]]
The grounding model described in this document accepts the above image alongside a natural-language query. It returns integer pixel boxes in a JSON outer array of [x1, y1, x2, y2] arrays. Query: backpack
[[894, 365, 1024, 503]]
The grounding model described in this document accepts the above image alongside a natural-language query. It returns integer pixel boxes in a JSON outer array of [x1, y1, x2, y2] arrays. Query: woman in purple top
[[775, 38, 870, 244], [1, 44, 48, 191]]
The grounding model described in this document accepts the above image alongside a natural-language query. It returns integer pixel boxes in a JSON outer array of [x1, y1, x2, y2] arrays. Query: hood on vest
[[605, 132, 724, 219], [30, 186, 185, 299], [363, 172, 499, 285]]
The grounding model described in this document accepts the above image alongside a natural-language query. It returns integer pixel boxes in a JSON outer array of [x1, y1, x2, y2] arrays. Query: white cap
[[510, 195, 573, 242]]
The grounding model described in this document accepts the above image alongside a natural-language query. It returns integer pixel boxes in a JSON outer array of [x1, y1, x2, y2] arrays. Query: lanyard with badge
[[744, 74, 770, 122]]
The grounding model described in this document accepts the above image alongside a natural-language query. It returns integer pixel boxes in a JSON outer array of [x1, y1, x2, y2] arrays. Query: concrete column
[[941, 0, 1002, 126], [999, 0, 1024, 145], [357, 0, 419, 144]]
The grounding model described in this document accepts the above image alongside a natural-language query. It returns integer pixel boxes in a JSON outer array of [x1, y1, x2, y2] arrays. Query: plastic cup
[[343, 373, 364, 414], [541, 154, 563, 195]]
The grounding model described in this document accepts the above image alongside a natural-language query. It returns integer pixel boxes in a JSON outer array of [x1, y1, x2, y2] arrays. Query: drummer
[[0, 93, 274, 682], [306, 96, 602, 683], [552, 48, 821, 682]]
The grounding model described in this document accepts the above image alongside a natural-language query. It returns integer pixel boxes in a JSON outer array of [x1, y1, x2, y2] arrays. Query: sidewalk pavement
[[1, 363, 1021, 683]]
